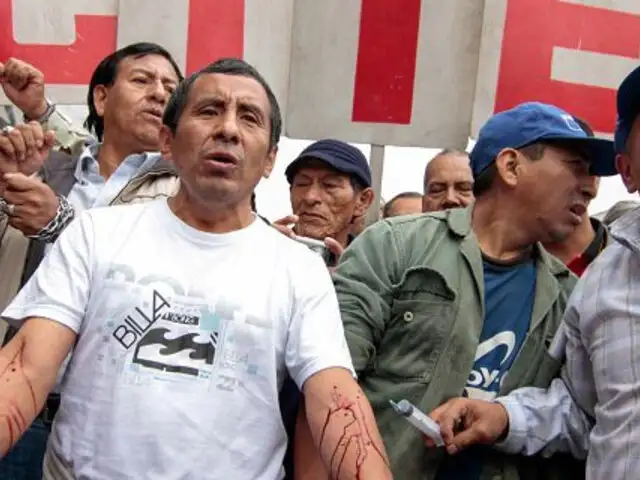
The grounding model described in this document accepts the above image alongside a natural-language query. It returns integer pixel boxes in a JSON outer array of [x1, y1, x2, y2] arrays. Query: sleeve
[[285, 253, 355, 390], [1, 211, 95, 334], [569, 245, 640, 477], [43, 108, 94, 157], [332, 220, 401, 374], [494, 375, 592, 459]]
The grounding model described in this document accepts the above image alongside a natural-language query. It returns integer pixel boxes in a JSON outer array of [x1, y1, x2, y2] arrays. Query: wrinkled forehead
[[115, 54, 180, 83], [186, 73, 270, 112], [427, 155, 473, 184]]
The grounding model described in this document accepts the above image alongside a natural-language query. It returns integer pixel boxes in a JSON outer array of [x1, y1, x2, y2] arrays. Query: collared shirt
[[66, 143, 162, 213], [566, 217, 608, 276], [496, 208, 640, 479]]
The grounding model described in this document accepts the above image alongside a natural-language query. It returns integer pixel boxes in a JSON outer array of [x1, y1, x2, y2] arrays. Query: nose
[[148, 79, 170, 105], [300, 183, 323, 205], [215, 111, 241, 143], [442, 187, 461, 207]]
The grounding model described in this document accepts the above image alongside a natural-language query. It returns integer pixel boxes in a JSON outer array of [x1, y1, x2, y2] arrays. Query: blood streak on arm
[[0, 347, 38, 454]]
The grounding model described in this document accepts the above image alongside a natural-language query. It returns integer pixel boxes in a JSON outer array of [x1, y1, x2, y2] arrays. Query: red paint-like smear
[[0, 0, 117, 84], [495, 0, 640, 134], [186, 0, 245, 74], [352, 0, 422, 124]]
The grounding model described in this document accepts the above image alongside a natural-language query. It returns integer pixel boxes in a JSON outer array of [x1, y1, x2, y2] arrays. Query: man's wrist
[[27, 195, 75, 243], [23, 99, 55, 124]]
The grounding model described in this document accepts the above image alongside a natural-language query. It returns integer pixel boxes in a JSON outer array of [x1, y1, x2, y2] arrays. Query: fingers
[[7, 127, 27, 163], [324, 237, 344, 258], [273, 214, 299, 226], [43, 130, 56, 150], [2, 58, 42, 91], [0, 134, 18, 170], [3, 172, 38, 193], [429, 398, 468, 445]]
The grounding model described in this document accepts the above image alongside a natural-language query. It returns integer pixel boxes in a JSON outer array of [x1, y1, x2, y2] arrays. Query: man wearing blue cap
[[425, 68, 640, 479], [278, 139, 374, 263], [296, 101, 617, 479]]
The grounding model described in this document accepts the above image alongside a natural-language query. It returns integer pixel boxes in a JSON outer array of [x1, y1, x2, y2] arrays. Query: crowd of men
[[0, 41, 638, 480]]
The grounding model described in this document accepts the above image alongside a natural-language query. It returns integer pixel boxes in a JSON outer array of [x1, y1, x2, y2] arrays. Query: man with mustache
[[425, 64, 640, 480], [275, 139, 375, 265], [296, 102, 618, 479], [0, 42, 182, 478], [422, 148, 474, 212], [0, 57, 391, 480], [542, 119, 610, 276]]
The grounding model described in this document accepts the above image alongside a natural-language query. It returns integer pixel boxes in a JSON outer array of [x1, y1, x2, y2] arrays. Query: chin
[[296, 225, 328, 241]]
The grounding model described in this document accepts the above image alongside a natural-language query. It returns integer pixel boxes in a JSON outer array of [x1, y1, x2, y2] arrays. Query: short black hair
[[473, 142, 546, 197], [84, 42, 183, 141], [383, 191, 422, 218], [163, 58, 282, 149]]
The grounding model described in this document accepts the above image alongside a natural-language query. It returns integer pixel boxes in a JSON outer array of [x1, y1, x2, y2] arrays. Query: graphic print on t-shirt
[[110, 288, 222, 381], [465, 331, 517, 400]]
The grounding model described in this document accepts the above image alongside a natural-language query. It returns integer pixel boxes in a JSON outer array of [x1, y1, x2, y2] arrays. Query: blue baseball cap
[[471, 102, 616, 177], [285, 139, 372, 187], [615, 65, 640, 153]]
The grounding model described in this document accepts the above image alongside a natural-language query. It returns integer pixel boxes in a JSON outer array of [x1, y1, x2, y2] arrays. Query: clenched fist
[[0, 58, 47, 119], [0, 122, 55, 177]]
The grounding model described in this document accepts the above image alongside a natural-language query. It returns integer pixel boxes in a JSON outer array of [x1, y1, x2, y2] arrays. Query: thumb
[[324, 237, 344, 257], [273, 214, 298, 226], [3, 172, 36, 191], [446, 423, 487, 455]]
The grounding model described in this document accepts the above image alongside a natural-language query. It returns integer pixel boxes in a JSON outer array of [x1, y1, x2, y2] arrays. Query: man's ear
[[92, 85, 108, 117], [263, 145, 278, 179], [494, 148, 521, 188], [159, 125, 174, 162], [354, 187, 375, 218], [616, 153, 637, 193]]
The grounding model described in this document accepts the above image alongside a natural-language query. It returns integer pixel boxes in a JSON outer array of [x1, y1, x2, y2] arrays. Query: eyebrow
[[129, 68, 178, 85]]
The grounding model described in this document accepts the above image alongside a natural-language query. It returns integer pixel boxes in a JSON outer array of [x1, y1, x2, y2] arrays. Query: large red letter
[[351, 0, 422, 124], [186, 0, 245, 75], [0, 0, 117, 84], [496, 0, 640, 133]]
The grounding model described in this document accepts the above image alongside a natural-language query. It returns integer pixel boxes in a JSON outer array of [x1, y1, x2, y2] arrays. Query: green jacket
[[333, 207, 579, 479]]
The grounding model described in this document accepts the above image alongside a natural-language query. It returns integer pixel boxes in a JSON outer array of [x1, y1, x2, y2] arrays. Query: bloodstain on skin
[[0, 347, 38, 450], [319, 386, 389, 478]]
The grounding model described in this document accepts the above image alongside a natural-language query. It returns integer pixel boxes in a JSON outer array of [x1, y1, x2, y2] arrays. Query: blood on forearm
[[0, 339, 41, 456], [313, 386, 391, 480]]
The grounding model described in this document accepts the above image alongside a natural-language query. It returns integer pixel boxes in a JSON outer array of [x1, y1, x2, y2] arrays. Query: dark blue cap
[[285, 139, 372, 187], [615, 65, 640, 153], [470, 102, 616, 178]]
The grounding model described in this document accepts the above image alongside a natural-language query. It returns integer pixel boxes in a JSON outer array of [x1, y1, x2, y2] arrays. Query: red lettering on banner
[[351, 0, 422, 124], [0, 0, 117, 84], [496, 0, 640, 133], [186, 0, 245, 74]]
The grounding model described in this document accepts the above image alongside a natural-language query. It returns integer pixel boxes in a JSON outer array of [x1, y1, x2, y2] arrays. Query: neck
[[471, 197, 535, 261], [543, 215, 595, 264], [168, 189, 254, 234], [98, 135, 146, 179]]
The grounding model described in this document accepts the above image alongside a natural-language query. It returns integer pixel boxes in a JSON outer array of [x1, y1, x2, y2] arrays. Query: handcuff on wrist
[[23, 98, 56, 124], [27, 195, 75, 243]]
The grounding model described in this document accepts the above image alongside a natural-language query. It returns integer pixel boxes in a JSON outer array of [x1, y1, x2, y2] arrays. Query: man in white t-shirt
[[0, 58, 392, 480]]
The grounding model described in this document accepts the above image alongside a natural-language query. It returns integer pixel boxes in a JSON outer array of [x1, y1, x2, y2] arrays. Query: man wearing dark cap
[[281, 139, 374, 260], [426, 67, 640, 480], [295, 102, 617, 479]]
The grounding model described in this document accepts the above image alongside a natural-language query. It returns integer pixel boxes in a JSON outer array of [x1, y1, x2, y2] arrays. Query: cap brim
[[285, 152, 372, 187], [547, 136, 617, 176]]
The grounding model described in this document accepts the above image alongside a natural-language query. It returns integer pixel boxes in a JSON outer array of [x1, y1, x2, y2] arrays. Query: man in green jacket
[[323, 103, 617, 479]]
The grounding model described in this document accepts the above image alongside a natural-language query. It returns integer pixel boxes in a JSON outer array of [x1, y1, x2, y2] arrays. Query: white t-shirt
[[3, 199, 354, 480]]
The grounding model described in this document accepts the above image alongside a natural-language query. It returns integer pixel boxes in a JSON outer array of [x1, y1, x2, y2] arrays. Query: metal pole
[[366, 144, 385, 226]]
